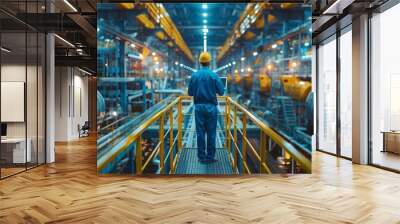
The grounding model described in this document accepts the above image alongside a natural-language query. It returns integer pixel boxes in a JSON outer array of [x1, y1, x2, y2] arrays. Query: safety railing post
[[159, 114, 165, 174], [233, 104, 238, 171], [225, 99, 231, 150], [291, 158, 296, 174], [260, 131, 268, 174], [241, 114, 247, 173], [178, 97, 183, 151], [135, 136, 142, 175], [224, 99, 227, 148], [169, 109, 174, 173]]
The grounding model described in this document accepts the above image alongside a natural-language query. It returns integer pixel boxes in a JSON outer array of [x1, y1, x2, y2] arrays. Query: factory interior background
[[1, 0, 400, 222], [97, 3, 312, 175]]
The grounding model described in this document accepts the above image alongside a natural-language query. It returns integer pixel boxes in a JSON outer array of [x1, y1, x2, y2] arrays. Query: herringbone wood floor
[[1, 136, 400, 224]]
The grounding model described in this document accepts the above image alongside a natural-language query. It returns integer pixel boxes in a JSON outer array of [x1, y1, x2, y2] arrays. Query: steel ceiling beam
[[55, 55, 96, 71]]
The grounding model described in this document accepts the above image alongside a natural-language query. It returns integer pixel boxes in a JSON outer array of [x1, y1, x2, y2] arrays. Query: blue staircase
[[280, 96, 297, 128]]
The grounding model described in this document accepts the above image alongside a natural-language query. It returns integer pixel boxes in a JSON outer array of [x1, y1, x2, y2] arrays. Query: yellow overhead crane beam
[[119, 3, 135, 10], [118, 3, 194, 62], [145, 4, 194, 62], [217, 3, 267, 62]]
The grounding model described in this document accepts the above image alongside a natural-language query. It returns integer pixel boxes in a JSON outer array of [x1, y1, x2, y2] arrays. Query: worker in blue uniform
[[188, 52, 225, 164]]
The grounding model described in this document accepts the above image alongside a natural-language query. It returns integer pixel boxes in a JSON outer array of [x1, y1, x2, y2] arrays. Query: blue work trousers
[[195, 104, 218, 161]]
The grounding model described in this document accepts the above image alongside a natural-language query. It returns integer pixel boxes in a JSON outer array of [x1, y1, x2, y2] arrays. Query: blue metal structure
[[217, 4, 313, 151], [97, 3, 313, 175], [164, 4, 246, 49]]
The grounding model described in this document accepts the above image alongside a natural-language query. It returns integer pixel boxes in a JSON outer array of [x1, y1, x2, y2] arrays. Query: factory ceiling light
[[253, 51, 258, 56], [203, 19, 207, 24], [322, 0, 354, 15], [202, 13, 208, 17], [54, 34, 75, 48], [1, 47, 11, 53], [202, 4, 208, 9], [78, 67, 93, 76], [63, 0, 78, 12]]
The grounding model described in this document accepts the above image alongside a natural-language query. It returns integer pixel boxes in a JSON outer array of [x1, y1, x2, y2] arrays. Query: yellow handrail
[[98, 95, 311, 174], [97, 97, 180, 172], [228, 98, 311, 173]]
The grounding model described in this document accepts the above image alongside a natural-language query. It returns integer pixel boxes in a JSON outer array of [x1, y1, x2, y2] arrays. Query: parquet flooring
[[1, 136, 400, 223]]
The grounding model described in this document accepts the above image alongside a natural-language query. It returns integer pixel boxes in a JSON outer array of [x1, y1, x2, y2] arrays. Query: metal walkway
[[97, 96, 312, 175], [175, 106, 234, 175]]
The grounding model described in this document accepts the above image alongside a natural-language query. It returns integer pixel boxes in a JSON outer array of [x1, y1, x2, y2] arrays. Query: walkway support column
[[45, 1, 55, 163], [352, 14, 369, 164]]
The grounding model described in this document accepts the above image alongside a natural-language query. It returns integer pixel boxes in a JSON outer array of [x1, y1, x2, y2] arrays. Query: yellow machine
[[279, 75, 311, 101], [259, 74, 272, 93], [280, 74, 299, 95], [234, 74, 241, 84], [227, 74, 233, 83], [242, 73, 253, 89]]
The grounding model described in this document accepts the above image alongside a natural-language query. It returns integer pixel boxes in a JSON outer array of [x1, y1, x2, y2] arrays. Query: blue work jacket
[[188, 68, 224, 105]]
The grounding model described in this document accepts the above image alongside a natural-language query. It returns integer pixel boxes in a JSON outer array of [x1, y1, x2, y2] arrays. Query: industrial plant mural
[[97, 3, 313, 175]]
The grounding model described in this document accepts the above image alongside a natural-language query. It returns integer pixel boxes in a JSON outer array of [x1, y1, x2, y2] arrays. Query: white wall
[[312, 45, 317, 151], [55, 67, 89, 141], [371, 4, 400, 153], [317, 38, 337, 154], [1, 64, 46, 164], [1, 65, 40, 137], [340, 30, 353, 158]]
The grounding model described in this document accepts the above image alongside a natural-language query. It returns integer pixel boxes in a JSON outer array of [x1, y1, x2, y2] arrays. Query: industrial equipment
[[259, 74, 272, 94], [97, 3, 313, 175]]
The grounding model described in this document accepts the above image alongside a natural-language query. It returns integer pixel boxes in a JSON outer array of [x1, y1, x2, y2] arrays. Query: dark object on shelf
[[381, 131, 400, 154], [1, 123, 7, 137], [79, 121, 90, 138]]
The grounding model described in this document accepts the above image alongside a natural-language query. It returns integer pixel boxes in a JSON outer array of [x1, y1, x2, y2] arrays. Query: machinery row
[[217, 3, 313, 151], [97, 3, 313, 174]]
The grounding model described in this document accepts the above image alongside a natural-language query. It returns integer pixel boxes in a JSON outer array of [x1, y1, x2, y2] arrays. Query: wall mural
[[97, 3, 312, 175]]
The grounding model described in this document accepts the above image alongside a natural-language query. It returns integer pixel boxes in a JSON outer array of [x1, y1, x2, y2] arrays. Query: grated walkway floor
[[175, 105, 234, 175], [175, 147, 233, 174]]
